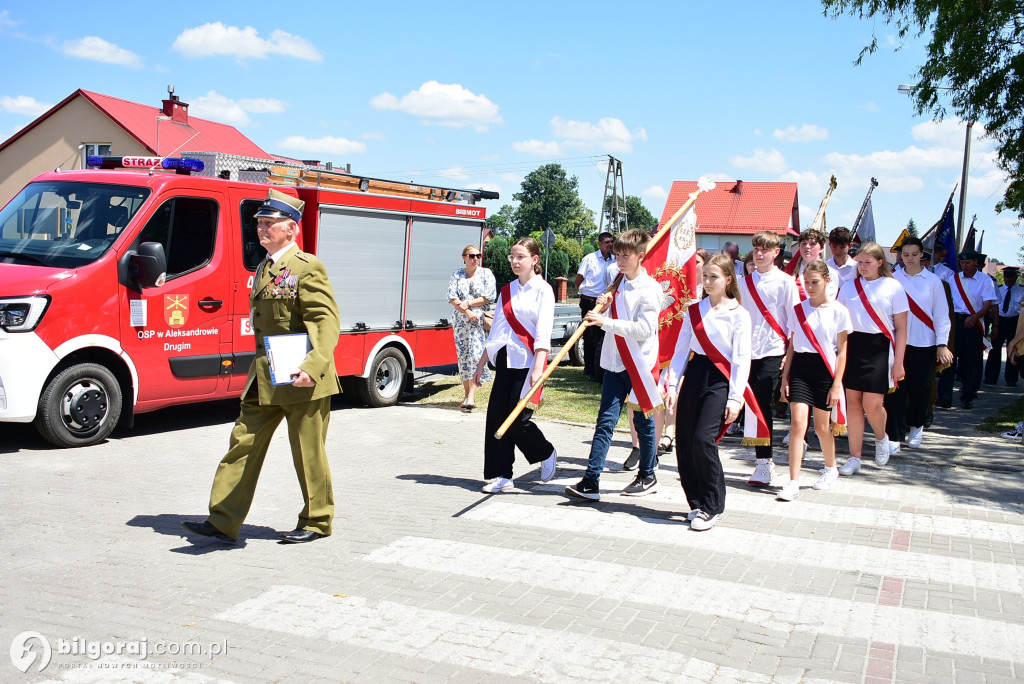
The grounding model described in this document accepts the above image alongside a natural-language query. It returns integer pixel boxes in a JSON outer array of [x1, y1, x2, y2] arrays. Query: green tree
[[906, 218, 919, 237], [483, 236, 514, 285], [564, 196, 599, 244], [486, 204, 517, 239], [513, 164, 581, 239], [602, 195, 659, 233], [821, 0, 1024, 220], [553, 235, 584, 277]]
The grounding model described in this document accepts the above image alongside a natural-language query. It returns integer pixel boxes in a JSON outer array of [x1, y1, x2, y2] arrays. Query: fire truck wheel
[[568, 333, 585, 366], [35, 363, 123, 448], [357, 348, 407, 408]]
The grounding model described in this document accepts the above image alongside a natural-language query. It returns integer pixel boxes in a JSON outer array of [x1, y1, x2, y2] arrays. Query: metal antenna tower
[[598, 155, 627, 233]]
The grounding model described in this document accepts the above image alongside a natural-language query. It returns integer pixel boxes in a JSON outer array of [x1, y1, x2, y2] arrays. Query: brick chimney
[[161, 85, 189, 125]]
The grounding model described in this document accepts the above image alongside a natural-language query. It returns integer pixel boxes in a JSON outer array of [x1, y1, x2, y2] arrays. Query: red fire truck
[[0, 152, 495, 447]]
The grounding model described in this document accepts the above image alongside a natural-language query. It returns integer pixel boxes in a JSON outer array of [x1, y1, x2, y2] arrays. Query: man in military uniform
[[183, 189, 341, 544]]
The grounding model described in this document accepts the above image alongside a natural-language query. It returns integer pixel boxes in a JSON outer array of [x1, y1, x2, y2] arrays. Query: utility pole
[[598, 155, 627, 234]]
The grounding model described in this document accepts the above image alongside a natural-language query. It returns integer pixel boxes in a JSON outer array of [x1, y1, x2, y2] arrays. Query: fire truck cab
[[0, 152, 493, 447]]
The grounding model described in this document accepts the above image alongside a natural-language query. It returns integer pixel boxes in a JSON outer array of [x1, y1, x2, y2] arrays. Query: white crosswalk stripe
[[365, 535, 1024, 662], [216, 585, 781, 684], [464, 500, 1023, 593], [535, 479, 1024, 545]]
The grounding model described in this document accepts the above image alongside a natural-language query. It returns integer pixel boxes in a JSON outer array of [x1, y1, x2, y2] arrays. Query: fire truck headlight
[[0, 296, 51, 332]]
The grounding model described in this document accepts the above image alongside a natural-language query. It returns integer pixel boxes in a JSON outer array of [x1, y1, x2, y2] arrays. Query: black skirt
[[789, 352, 833, 411], [844, 331, 890, 394]]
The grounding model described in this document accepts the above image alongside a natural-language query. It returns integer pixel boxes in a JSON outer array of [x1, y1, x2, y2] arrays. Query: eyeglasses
[[508, 254, 532, 262], [466, 253, 483, 259]]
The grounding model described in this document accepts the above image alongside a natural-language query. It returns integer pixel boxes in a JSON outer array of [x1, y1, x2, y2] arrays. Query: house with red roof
[[0, 88, 274, 206], [659, 180, 801, 254]]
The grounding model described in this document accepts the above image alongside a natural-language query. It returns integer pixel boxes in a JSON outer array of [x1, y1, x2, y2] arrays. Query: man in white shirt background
[[941, 249, 997, 409], [826, 227, 857, 288], [984, 266, 1024, 386], [575, 232, 616, 382]]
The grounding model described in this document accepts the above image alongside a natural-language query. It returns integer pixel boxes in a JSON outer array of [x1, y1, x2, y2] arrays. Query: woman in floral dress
[[447, 245, 496, 410]]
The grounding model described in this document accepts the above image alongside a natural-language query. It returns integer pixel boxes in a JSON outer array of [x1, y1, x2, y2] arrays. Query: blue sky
[[0, 1, 1017, 263]]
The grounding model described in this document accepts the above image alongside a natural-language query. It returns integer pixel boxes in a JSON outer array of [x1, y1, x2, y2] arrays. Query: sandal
[[460, 402, 475, 412], [658, 435, 674, 453]]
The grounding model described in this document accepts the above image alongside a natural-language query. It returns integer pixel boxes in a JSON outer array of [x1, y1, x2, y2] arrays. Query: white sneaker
[[690, 511, 719, 531], [838, 457, 862, 476], [907, 426, 924, 449], [875, 437, 892, 465], [1001, 422, 1024, 439], [748, 458, 775, 485], [782, 431, 791, 446], [813, 467, 839, 490], [777, 480, 800, 501], [540, 449, 558, 482], [686, 510, 700, 521], [726, 422, 740, 436], [482, 477, 514, 493]]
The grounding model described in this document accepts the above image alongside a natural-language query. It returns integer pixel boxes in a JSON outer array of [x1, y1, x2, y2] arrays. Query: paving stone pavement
[[1, 379, 1022, 683]]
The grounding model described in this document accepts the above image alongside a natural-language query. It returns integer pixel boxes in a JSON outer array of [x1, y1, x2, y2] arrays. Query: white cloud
[[882, 176, 926, 193], [172, 23, 322, 61], [549, 116, 647, 154], [278, 135, 366, 155], [772, 124, 828, 143], [753, 129, 763, 136], [0, 10, 19, 29], [63, 36, 142, 68], [188, 91, 288, 126], [438, 166, 469, 180], [729, 148, 787, 173], [0, 94, 52, 117], [706, 172, 735, 182], [858, 101, 880, 112], [642, 185, 667, 200], [778, 170, 827, 189], [909, 117, 984, 143], [513, 139, 561, 156], [360, 131, 385, 140], [966, 167, 1009, 198], [370, 81, 502, 131], [824, 146, 963, 171]]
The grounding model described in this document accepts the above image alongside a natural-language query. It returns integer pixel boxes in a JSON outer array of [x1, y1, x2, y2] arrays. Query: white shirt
[[827, 256, 857, 288], [485, 275, 554, 369], [838, 276, 909, 335], [666, 298, 752, 411], [932, 262, 955, 283], [267, 241, 298, 265], [739, 268, 799, 359], [995, 282, 1024, 317], [599, 269, 662, 373], [576, 251, 615, 297], [894, 268, 951, 347], [786, 300, 853, 356], [950, 271, 997, 315]]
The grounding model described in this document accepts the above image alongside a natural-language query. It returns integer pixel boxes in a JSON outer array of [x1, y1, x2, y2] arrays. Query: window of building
[[136, 197, 218, 279], [82, 144, 112, 167]]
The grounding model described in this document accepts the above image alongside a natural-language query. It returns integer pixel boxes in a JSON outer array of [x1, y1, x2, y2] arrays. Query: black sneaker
[[565, 478, 601, 501], [621, 474, 658, 497], [623, 447, 641, 471]]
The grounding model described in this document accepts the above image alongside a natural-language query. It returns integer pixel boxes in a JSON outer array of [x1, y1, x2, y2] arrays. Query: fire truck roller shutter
[[317, 208, 407, 331], [406, 217, 487, 328]]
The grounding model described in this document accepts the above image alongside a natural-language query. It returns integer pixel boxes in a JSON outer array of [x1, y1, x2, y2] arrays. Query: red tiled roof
[[0, 89, 272, 159], [659, 181, 800, 237]]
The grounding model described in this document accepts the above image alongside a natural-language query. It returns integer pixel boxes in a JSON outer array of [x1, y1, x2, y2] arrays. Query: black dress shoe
[[181, 520, 234, 543], [959, 399, 974, 409], [935, 400, 952, 409], [279, 528, 328, 544]]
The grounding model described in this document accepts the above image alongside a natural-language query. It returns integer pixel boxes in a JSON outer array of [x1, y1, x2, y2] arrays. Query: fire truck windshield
[[0, 181, 150, 268]]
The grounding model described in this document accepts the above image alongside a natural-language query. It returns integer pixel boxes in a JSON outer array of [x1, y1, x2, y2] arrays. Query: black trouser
[[984, 315, 1022, 385], [483, 348, 554, 480], [885, 345, 935, 441], [579, 295, 605, 380], [952, 313, 985, 403], [748, 355, 782, 459], [675, 354, 727, 517]]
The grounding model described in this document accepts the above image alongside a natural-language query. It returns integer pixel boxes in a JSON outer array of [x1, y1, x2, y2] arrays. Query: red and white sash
[[793, 302, 847, 433], [854, 277, 897, 390], [743, 272, 788, 344], [500, 283, 545, 405], [689, 302, 770, 445], [610, 290, 663, 415], [953, 273, 993, 351], [905, 294, 934, 331]]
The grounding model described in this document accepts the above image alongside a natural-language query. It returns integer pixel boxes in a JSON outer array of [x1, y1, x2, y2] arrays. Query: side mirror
[[130, 241, 167, 288]]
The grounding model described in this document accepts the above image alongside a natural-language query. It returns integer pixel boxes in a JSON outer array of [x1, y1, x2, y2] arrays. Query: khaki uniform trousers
[[207, 385, 334, 540]]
